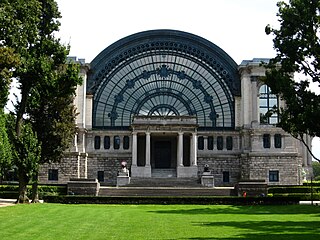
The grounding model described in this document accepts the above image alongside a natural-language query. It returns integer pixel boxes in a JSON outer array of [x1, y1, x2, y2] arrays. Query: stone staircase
[[128, 177, 199, 188], [98, 185, 235, 197], [98, 171, 236, 196]]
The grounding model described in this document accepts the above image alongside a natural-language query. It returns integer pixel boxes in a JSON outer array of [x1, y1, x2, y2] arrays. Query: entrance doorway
[[151, 136, 176, 169], [154, 141, 171, 168]]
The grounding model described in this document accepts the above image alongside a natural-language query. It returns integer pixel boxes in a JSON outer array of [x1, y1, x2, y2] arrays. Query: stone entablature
[[131, 116, 198, 132]]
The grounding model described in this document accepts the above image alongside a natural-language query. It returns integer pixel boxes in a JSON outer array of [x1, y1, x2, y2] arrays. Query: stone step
[[98, 187, 236, 197], [151, 168, 177, 178], [128, 177, 200, 187]]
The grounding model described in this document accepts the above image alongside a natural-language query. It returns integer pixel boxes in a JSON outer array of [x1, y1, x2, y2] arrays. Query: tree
[[264, 0, 320, 161], [0, 0, 82, 203], [312, 161, 320, 180], [8, 119, 41, 203]]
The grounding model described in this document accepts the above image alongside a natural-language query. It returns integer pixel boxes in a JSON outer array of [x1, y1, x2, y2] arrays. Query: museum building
[[39, 30, 313, 186]]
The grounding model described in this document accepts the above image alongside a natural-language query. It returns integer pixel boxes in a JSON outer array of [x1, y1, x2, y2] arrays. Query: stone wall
[[244, 154, 302, 185], [86, 153, 132, 186], [197, 156, 240, 186], [39, 153, 80, 184]]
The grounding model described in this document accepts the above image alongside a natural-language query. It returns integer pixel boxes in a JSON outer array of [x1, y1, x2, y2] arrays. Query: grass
[[0, 204, 320, 239]]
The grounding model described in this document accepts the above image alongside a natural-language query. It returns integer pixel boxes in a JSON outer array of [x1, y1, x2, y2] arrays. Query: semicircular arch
[[89, 30, 240, 130]]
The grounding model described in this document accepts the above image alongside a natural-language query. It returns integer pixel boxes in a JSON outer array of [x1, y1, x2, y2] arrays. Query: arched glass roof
[[88, 30, 240, 130]]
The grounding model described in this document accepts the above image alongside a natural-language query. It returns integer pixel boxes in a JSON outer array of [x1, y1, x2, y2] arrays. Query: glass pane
[[123, 136, 130, 150], [198, 136, 204, 150], [217, 136, 223, 150], [208, 136, 213, 150], [104, 136, 110, 149], [226, 136, 233, 150], [114, 136, 120, 150], [94, 136, 101, 150]]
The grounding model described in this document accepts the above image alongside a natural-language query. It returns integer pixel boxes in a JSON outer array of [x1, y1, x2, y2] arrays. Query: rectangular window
[[263, 134, 270, 148], [217, 136, 223, 150], [223, 171, 230, 183], [123, 136, 130, 150], [274, 134, 282, 148], [269, 170, 279, 182], [104, 136, 110, 149], [48, 169, 58, 181], [226, 136, 233, 150], [94, 136, 101, 150], [97, 171, 104, 182], [114, 136, 120, 150], [198, 136, 204, 150], [207, 136, 214, 150]]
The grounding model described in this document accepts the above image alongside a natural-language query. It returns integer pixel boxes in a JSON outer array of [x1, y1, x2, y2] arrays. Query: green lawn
[[0, 204, 320, 240]]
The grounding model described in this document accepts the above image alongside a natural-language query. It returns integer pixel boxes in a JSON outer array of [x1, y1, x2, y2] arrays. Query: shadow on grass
[[150, 205, 320, 216], [168, 220, 320, 240], [179, 233, 320, 240]]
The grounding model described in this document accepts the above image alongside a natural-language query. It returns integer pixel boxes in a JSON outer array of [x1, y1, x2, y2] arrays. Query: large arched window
[[259, 85, 278, 124], [88, 30, 240, 130]]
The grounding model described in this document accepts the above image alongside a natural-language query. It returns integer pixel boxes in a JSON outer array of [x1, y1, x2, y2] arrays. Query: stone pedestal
[[67, 178, 99, 196], [117, 172, 131, 187], [201, 173, 214, 187]]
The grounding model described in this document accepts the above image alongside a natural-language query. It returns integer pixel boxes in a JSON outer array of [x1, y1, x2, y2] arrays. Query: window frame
[[114, 136, 120, 150], [217, 136, 223, 150], [104, 136, 110, 149], [94, 136, 101, 150], [263, 134, 271, 148], [207, 136, 214, 150], [274, 134, 282, 148], [223, 171, 230, 183], [226, 136, 233, 150], [123, 136, 130, 150], [259, 85, 279, 124], [198, 136, 204, 150], [269, 170, 279, 182], [48, 169, 58, 181], [97, 171, 104, 182]]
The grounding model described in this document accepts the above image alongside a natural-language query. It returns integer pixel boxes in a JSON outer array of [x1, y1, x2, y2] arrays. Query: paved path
[[0, 199, 16, 207], [299, 201, 320, 205]]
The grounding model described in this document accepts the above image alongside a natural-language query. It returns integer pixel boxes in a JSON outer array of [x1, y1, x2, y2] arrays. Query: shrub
[[42, 195, 301, 205], [269, 186, 320, 194], [0, 184, 67, 199]]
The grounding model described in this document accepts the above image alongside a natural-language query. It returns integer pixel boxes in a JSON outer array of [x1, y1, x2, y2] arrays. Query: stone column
[[190, 132, 197, 166], [132, 132, 137, 167], [145, 131, 151, 166], [177, 132, 184, 167], [251, 76, 258, 122]]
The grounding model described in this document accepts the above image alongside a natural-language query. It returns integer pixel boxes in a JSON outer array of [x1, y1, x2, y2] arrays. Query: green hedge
[[269, 186, 320, 194], [303, 181, 320, 186], [271, 193, 320, 200], [43, 195, 301, 205], [0, 185, 67, 199]]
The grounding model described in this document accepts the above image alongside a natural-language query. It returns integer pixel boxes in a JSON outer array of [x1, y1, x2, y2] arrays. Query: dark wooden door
[[154, 141, 171, 168]]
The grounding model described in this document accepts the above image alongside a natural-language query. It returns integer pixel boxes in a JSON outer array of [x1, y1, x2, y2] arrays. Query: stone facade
[[39, 30, 312, 187]]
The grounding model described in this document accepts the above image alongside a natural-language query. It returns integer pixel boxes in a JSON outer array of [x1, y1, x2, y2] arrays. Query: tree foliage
[[0, 112, 12, 178], [313, 161, 320, 180], [0, 0, 82, 203], [265, 0, 320, 161]]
